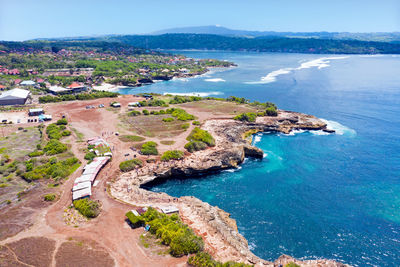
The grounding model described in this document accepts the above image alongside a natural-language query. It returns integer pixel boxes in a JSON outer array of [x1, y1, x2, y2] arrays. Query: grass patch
[[118, 135, 145, 142], [160, 140, 175, 145], [188, 252, 253, 267], [119, 159, 143, 172], [70, 127, 85, 142]]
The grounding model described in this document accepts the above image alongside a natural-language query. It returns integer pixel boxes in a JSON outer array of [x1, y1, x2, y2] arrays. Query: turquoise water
[[120, 52, 400, 266]]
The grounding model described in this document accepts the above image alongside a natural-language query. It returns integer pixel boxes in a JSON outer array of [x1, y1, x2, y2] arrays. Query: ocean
[[118, 51, 400, 266]]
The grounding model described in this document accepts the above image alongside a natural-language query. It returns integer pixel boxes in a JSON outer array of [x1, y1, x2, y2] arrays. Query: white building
[[0, 88, 31, 105]]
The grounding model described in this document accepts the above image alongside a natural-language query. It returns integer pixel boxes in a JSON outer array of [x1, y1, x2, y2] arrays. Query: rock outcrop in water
[[110, 111, 347, 266]]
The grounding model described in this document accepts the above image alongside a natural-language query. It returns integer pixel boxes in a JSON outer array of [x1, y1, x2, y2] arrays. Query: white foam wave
[[171, 77, 189, 82], [204, 78, 226, 82], [246, 56, 349, 84], [281, 129, 305, 136], [223, 166, 242, 173], [321, 119, 356, 136], [310, 130, 331, 136], [252, 134, 262, 145], [163, 91, 223, 97]]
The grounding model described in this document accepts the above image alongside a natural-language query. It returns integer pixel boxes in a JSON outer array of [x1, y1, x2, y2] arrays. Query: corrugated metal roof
[[0, 88, 30, 100], [72, 181, 91, 192], [72, 187, 92, 200]]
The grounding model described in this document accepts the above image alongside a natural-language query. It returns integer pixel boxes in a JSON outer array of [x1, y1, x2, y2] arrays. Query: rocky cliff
[[110, 111, 347, 266]]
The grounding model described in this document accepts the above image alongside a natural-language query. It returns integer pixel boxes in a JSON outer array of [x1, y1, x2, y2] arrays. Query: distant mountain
[[151, 25, 400, 42]]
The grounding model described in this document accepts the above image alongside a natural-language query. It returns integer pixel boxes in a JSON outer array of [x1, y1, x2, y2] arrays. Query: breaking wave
[[163, 91, 223, 97], [204, 78, 226, 82], [321, 119, 357, 136], [245, 56, 349, 84]]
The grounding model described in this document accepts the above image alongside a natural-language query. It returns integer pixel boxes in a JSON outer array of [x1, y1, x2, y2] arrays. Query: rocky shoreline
[[110, 111, 350, 266]]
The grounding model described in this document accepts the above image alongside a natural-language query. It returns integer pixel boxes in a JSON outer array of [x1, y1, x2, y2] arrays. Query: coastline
[[110, 111, 349, 266], [92, 83, 127, 92]]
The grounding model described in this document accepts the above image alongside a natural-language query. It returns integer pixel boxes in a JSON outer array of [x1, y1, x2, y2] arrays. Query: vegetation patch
[[22, 157, 80, 181], [119, 159, 143, 172], [126, 207, 203, 257], [233, 112, 257, 122], [73, 198, 100, 218], [167, 108, 195, 121], [188, 252, 253, 267], [118, 135, 145, 142], [39, 91, 119, 103], [160, 140, 175, 145], [185, 127, 215, 152], [141, 141, 158, 155], [161, 150, 184, 161], [43, 193, 57, 201], [43, 140, 68, 155]]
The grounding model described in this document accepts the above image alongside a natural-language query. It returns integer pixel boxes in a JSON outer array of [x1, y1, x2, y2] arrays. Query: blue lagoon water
[[120, 52, 400, 266]]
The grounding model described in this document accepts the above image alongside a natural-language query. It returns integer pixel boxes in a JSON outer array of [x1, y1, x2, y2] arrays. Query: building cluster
[[72, 156, 110, 201]]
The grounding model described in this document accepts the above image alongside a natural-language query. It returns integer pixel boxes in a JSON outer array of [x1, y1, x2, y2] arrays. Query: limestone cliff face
[[111, 111, 346, 267]]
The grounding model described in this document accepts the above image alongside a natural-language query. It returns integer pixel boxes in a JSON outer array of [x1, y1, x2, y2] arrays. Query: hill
[[151, 25, 400, 42], [103, 34, 400, 54]]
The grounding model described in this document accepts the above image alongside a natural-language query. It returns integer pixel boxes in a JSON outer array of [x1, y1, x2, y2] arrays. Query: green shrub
[[192, 120, 200, 126], [185, 127, 215, 152], [162, 117, 174, 122], [73, 198, 100, 218], [265, 106, 278, 116], [125, 210, 145, 228], [28, 150, 44, 157], [141, 141, 158, 155], [161, 150, 184, 161], [184, 141, 208, 153], [0, 183, 10, 188], [46, 124, 62, 140], [84, 151, 96, 161], [119, 159, 143, 172], [43, 193, 57, 201], [22, 157, 79, 181], [233, 112, 257, 122], [137, 207, 203, 257], [142, 109, 150, 115], [285, 263, 301, 267], [56, 118, 68, 125], [128, 110, 141, 116], [166, 108, 195, 121], [62, 130, 71, 136], [43, 140, 67, 155]]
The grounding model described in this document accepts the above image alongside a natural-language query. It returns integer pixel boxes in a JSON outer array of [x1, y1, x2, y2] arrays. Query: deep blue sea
[[119, 51, 400, 266]]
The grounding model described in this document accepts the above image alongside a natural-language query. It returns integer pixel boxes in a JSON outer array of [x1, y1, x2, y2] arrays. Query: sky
[[0, 0, 399, 41]]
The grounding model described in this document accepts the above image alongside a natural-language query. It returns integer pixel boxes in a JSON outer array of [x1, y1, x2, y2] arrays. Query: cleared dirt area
[[7, 237, 56, 267], [121, 113, 188, 138], [55, 237, 114, 267], [179, 100, 259, 116]]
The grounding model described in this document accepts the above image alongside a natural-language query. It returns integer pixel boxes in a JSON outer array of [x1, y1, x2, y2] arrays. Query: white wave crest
[[204, 78, 226, 82], [171, 77, 189, 82], [321, 119, 356, 136], [223, 166, 242, 173], [163, 91, 223, 97], [252, 134, 262, 145], [246, 56, 349, 84]]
